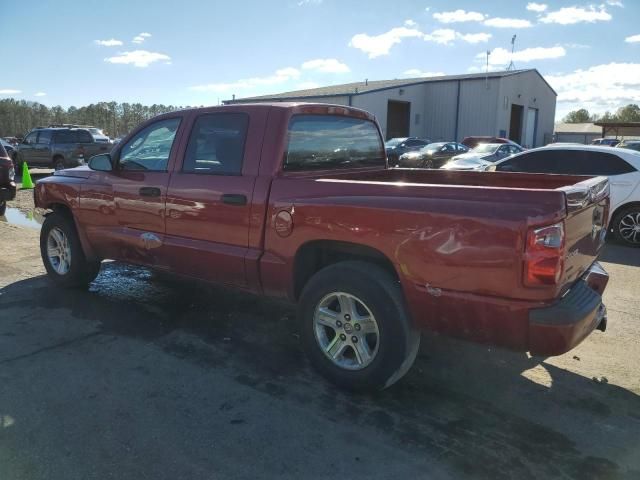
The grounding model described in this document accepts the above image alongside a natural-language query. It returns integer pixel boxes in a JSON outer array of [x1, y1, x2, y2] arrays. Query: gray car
[[441, 143, 524, 171], [14, 127, 111, 172]]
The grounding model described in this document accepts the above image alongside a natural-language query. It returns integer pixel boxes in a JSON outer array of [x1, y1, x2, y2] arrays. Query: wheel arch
[[44, 203, 98, 260], [609, 201, 640, 230], [292, 240, 399, 301]]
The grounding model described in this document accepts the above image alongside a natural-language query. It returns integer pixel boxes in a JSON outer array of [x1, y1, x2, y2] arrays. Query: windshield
[[385, 138, 407, 147], [420, 142, 446, 151], [473, 143, 500, 154], [89, 128, 104, 136]]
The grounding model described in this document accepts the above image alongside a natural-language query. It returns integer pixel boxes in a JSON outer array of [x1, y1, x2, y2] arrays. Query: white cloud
[[540, 6, 611, 25], [34, 92, 46, 97], [349, 27, 423, 58], [424, 29, 491, 45], [404, 19, 417, 27], [480, 46, 566, 66], [297, 0, 322, 5], [625, 34, 640, 43], [403, 69, 446, 77], [548, 63, 640, 117], [484, 17, 532, 28], [433, 9, 485, 23], [424, 29, 457, 45], [105, 50, 171, 67], [0, 89, 20, 95], [606, 1, 623, 7], [458, 32, 492, 44], [132, 32, 151, 44], [190, 67, 301, 93], [302, 58, 350, 73], [526, 2, 548, 13], [94, 38, 123, 47]]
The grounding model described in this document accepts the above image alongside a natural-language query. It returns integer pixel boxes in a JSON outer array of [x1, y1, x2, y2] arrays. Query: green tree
[[615, 104, 640, 122], [563, 108, 592, 123]]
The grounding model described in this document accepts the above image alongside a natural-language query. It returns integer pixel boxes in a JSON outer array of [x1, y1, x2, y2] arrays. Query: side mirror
[[88, 153, 113, 172]]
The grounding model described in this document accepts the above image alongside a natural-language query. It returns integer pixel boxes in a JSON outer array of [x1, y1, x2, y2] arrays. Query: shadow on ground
[[1, 262, 639, 479], [599, 243, 640, 267]]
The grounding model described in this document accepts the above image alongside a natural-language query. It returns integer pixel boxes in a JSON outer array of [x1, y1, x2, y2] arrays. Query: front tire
[[53, 157, 66, 171], [612, 206, 640, 247], [40, 211, 101, 287], [299, 261, 420, 391]]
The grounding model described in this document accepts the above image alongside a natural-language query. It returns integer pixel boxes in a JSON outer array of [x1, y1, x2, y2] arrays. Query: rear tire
[[298, 261, 420, 391], [40, 211, 101, 287], [612, 205, 640, 247]]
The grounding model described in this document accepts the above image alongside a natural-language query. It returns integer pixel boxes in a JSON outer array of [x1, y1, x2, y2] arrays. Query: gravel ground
[[1, 180, 639, 480]]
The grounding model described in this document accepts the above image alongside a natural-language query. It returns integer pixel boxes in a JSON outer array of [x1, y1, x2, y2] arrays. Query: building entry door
[[524, 108, 538, 148], [509, 104, 524, 144], [386, 101, 411, 139]]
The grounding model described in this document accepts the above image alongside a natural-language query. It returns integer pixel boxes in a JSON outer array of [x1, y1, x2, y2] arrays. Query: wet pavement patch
[[1, 207, 43, 229]]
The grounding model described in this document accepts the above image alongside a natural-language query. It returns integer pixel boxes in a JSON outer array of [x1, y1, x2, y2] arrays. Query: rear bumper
[[0, 184, 17, 201], [528, 262, 609, 356]]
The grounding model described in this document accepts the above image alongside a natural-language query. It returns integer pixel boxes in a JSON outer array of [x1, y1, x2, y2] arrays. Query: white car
[[492, 145, 640, 246]]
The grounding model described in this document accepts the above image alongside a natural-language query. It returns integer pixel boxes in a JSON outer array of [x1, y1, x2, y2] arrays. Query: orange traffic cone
[[21, 162, 34, 189]]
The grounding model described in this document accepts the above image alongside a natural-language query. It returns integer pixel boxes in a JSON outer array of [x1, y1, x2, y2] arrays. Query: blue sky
[[2, 0, 639, 118]]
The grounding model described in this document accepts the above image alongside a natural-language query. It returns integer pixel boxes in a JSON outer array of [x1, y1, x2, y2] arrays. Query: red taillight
[[524, 222, 565, 287], [75, 146, 85, 158]]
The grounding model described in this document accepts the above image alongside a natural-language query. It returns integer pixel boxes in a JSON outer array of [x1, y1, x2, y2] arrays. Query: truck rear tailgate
[[557, 176, 609, 292]]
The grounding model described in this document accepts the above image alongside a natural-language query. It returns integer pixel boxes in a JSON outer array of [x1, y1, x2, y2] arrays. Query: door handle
[[139, 187, 161, 197], [221, 194, 247, 206]]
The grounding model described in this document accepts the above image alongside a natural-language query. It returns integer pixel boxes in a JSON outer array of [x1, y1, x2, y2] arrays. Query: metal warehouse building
[[225, 69, 556, 148]]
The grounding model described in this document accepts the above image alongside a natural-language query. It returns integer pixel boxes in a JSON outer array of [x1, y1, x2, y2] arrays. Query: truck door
[[164, 109, 267, 287], [33, 130, 52, 166], [18, 131, 38, 166], [101, 117, 183, 266]]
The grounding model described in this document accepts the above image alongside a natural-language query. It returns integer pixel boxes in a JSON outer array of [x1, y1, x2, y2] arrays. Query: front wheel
[[0, 201, 6, 216], [299, 261, 420, 391], [40, 211, 101, 287], [53, 158, 66, 171], [612, 206, 640, 247]]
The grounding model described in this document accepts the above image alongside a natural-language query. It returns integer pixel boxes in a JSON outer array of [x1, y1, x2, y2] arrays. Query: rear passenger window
[[284, 115, 385, 171], [578, 152, 636, 175], [182, 113, 249, 175], [54, 131, 75, 143], [77, 130, 94, 143]]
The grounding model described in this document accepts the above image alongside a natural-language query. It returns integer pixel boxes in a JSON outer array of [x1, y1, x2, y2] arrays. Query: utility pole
[[507, 35, 517, 71], [485, 50, 491, 89]]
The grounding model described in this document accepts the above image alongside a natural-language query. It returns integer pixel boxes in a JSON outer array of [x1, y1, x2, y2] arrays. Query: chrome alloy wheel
[[619, 211, 640, 245], [47, 227, 71, 274], [313, 292, 380, 370]]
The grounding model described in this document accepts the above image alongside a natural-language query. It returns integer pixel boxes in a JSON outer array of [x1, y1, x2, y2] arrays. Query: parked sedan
[[461, 136, 513, 149], [492, 145, 640, 246], [441, 143, 524, 171], [397, 142, 468, 168], [592, 138, 619, 147], [618, 140, 640, 152], [0, 138, 16, 160], [385, 137, 431, 165]]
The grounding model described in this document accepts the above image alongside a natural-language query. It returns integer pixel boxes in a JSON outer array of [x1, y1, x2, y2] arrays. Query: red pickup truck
[[34, 103, 610, 390]]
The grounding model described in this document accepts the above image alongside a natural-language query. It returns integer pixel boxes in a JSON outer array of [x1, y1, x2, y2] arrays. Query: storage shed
[[224, 69, 557, 148]]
